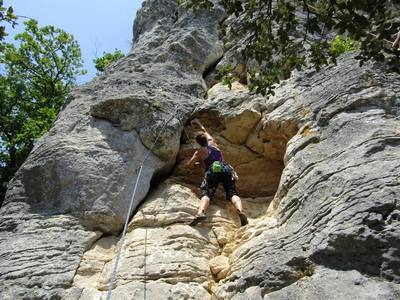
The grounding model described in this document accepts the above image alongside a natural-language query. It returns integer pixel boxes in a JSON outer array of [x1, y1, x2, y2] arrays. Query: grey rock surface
[[0, 203, 100, 300], [66, 54, 400, 300], [214, 54, 400, 298], [0, 0, 225, 298], [3, 0, 224, 233], [264, 268, 400, 300], [1, 0, 400, 299]]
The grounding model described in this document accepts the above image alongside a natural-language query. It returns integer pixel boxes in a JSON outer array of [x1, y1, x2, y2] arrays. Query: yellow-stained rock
[[207, 82, 248, 98], [209, 255, 230, 280], [72, 178, 282, 299], [222, 216, 279, 256], [212, 225, 236, 246], [246, 119, 299, 161], [245, 126, 265, 155], [221, 109, 261, 144], [210, 255, 229, 274], [128, 180, 200, 229], [98, 225, 219, 289], [235, 158, 283, 197], [73, 236, 118, 290], [217, 137, 260, 167], [217, 267, 230, 281]]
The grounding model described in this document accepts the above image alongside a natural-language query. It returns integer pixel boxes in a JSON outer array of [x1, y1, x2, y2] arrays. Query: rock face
[[1, 0, 400, 299], [3, 0, 224, 234], [0, 0, 225, 298], [211, 56, 400, 299]]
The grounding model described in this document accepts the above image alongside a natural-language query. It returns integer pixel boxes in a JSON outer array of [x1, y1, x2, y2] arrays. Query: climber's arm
[[186, 150, 201, 168], [191, 119, 218, 147], [393, 31, 400, 48], [186, 148, 207, 168]]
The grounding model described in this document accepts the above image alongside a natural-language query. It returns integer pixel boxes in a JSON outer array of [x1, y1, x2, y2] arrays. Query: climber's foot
[[189, 212, 207, 226], [238, 212, 248, 226]]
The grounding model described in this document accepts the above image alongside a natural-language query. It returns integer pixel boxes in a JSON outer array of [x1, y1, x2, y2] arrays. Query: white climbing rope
[[106, 105, 190, 299], [106, 164, 143, 300]]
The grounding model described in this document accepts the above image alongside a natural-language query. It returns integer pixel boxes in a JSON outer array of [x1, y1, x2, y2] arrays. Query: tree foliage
[[216, 64, 237, 89], [186, 0, 400, 96], [330, 35, 360, 56], [0, 20, 85, 204], [0, 0, 17, 42], [93, 49, 124, 73]]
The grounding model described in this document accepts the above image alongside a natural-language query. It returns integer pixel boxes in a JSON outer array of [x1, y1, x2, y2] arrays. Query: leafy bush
[[330, 35, 360, 56], [93, 49, 124, 73], [216, 64, 237, 89]]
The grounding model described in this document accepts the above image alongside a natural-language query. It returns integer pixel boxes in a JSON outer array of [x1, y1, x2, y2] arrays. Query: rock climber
[[392, 31, 400, 49], [186, 118, 248, 227]]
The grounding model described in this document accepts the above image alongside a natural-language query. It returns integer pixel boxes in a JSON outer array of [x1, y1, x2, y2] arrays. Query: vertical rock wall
[[213, 55, 400, 299], [0, 1, 226, 298], [1, 0, 400, 299], [68, 54, 400, 300]]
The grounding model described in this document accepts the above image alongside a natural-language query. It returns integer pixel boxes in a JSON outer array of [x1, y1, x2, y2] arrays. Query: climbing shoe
[[238, 212, 248, 226], [189, 212, 207, 226]]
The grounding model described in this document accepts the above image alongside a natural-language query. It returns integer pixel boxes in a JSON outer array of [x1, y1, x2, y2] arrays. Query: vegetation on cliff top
[[187, 0, 400, 96]]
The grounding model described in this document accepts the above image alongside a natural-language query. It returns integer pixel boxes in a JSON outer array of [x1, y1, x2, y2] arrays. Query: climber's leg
[[231, 195, 248, 226], [190, 172, 218, 226], [190, 195, 210, 226], [197, 195, 210, 215], [222, 172, 248, 226], [231, 195, 243, 212]]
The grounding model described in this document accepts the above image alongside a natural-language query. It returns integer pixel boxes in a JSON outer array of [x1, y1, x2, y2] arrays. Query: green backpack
[[211, 161, 223, 173]]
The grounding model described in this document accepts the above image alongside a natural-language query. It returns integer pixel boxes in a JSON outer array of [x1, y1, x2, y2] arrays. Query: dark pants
[[200, 170, 237, 200]]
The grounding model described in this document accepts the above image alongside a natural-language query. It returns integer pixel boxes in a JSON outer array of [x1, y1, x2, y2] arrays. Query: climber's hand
[[191, 118, 202, 127], [392, 31, 400, 48]]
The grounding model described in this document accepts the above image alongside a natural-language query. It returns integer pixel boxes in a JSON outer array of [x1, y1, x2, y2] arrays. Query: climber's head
[[195, 132, 208, 147]]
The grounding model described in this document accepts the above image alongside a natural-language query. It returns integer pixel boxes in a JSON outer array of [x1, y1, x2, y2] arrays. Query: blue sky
[[4, 0, 144, 83]]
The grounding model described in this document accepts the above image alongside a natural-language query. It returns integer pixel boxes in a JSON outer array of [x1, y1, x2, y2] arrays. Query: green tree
[[187, 0, 400, 96], [93, 49, 124, 73], [0, 0, 17, 42], [0, 19, 85, 205]]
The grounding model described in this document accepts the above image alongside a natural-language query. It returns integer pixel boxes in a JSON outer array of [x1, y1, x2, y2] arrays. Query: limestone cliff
[[1, 0, 400, 299]]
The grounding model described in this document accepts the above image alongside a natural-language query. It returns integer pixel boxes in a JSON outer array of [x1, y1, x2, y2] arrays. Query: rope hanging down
[[106, 105, 192, 300]]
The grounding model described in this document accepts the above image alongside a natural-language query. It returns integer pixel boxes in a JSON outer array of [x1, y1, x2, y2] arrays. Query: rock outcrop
[[0, 0, 225, 298], [1, 0, 400, 299]]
